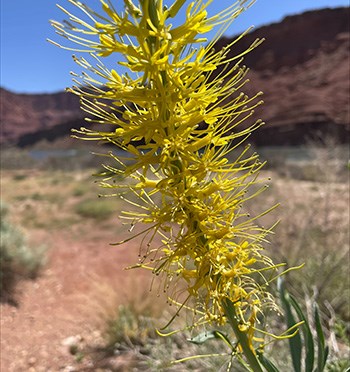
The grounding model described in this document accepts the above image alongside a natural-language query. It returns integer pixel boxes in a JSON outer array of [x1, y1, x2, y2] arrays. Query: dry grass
[[0, 142, 348, 369], [0, 169, 121, 231]]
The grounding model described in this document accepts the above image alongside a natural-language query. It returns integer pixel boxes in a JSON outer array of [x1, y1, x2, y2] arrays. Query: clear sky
[[1, 0, 349, 94]]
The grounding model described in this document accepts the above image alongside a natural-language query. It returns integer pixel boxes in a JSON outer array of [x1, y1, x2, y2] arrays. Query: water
[[29, 149, 79, 161], [28, 145, 349, 163], [259, 146, 313, 162]]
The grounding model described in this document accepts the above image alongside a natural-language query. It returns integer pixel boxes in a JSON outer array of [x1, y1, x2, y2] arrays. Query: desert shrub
[[306, 136, 348, 183], [74, 198, 116, 220], [0, 202, 46, 300], [0, 148, 37, 170], [100, 291, 346, 372], [105, 304, 158, 348], [272, 195, 349, 322], [240, 139, 350, 365], [260, 136, 349, 317], [257, 138, 349, 182], [102, 303, 240, 371], [12, 173, 28, 181], [73, 184, 88, 197], [278, 223, 349, 320], [326, 358, 350, 372]]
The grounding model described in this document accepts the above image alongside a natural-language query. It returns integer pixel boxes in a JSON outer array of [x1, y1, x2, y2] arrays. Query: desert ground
[[1, 146, 349, 371]]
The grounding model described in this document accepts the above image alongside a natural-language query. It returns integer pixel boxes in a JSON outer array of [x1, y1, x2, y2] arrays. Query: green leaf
[[187, 331, 217, 344], [212, 330, 234, 350], [257, 353, 280, 372], [323, 346, 329, 369], [314, 303, 328, 371], [289, 295, 314, 372], [187, 330, 233, 348], [278, 279, 302, 372]]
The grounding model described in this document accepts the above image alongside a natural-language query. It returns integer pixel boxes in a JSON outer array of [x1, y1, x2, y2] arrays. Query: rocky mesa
[[0, 7, 349, 147], [0, 88, 82, 146]]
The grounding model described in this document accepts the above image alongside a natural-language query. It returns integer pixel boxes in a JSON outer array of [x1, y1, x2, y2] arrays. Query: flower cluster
[[52, 0, 280, 349]]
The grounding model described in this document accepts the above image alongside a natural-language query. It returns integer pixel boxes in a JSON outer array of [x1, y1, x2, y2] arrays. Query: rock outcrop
[[0, 88, 82, 145], [0, 7, 349, 146], [217, 7, 349, 145]]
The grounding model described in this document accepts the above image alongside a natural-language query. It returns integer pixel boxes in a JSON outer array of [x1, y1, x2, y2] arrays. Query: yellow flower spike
[[52, 0, 285, 364]]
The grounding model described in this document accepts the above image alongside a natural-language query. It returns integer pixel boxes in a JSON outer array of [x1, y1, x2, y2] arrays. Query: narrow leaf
[[187, 330, 232, 348], [257, 353, 280, 372], [212, 330, 234, 350], [188, 331, 217, 344], [289, 295, 314, 371], [278, 279, 302, 372], [314, 303, 328, 371], [323, 346, 329, 369]]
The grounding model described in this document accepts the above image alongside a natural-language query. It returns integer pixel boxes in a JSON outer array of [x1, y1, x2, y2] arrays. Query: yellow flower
[[52, 0, 280, 351]]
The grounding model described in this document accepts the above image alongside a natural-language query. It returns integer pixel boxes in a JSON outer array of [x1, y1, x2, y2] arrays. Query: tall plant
[[51, 1, 309, 369]]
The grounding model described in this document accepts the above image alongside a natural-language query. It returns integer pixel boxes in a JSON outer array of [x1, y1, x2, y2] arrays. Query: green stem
[[148, 0, 160, 28], [145, 4, 263, 371], [222, 298, 264, 372]]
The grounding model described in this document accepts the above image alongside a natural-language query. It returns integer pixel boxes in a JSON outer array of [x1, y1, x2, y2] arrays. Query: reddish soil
[[1, 163, 349, 370], [0, 228, 149, 372]]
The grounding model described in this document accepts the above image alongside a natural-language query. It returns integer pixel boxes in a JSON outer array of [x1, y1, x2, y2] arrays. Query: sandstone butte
[[0, 7, 349, 147]]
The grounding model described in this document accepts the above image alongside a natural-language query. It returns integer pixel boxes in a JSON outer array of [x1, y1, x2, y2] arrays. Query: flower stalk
[[51, 0, 287, 368], [222, 298, 264, 371]]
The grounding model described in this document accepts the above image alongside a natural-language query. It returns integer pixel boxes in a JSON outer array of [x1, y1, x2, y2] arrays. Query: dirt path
[[1, 228, 147, 372]]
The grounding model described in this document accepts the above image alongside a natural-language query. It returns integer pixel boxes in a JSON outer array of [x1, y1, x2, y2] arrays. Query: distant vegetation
[[75, 198, 116, 220], [0, 203, 46, 303], [0, 139, 348, 367]]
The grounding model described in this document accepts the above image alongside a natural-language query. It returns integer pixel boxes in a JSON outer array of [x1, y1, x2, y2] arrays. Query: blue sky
[[1, 0, 349, 94]]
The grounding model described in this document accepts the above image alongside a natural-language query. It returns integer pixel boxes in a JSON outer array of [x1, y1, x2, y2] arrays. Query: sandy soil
[[0, 226, 147, 371], [0, 169, 154, 371], [1, 167, 348, 371]]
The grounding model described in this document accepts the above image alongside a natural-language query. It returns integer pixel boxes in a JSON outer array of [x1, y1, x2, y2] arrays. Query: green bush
[[326, 358, 350, 372], [105, 304, 158, 348], [75, 198, 116, 220], [0, 203, 46, 300], [101, 304, 236, 371]]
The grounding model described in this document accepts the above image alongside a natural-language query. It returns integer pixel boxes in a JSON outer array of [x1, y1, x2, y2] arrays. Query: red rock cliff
[[1, 7, 349, 146]]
